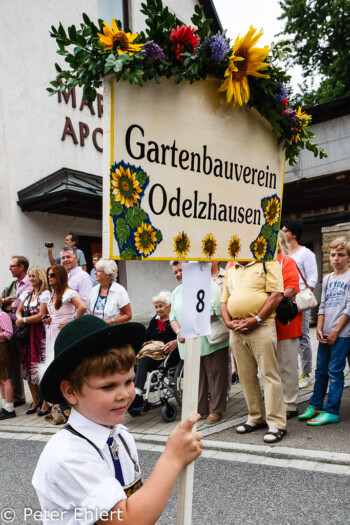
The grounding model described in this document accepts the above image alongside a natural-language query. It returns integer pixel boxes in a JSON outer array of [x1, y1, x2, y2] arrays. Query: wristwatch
[[254, 315, 263, 326], [23, 318, 27, 324]]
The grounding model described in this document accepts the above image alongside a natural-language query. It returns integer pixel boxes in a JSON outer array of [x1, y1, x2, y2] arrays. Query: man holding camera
[[46, 233, 87, 271]]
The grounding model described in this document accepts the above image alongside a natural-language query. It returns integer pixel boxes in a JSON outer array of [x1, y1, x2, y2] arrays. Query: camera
[[45, 242, 54, 248]]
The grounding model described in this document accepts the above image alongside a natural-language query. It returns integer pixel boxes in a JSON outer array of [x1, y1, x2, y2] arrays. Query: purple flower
[[202, 34, 230, 62], [142, 40, 165, 60], [276, 82, 288, 103], [283, 108, 298, 123]]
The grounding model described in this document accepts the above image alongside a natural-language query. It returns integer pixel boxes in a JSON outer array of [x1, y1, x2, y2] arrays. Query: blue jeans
[[310, 338, 350, 415]]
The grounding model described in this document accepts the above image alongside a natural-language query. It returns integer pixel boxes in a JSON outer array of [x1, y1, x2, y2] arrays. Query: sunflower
[[218, 26, 270, 108], [134, 223, 157, 256], [173, 231, 190, 258], [202, 233, 217, 258], [111, 164, 142, 208], [228, 235, 241, 259], [170, 25, 199, 63], [264, 197, 280, 226], [292, 107, 311, 143], [97, 20, 143, 55], [252, 236, 267, 260]]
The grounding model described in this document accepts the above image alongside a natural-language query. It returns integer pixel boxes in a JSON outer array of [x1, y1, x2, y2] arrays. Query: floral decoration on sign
[[202, 233, 217, 258], [134, 222, 157, 256], [251, 236, 268, 260], [110, 161, 162, 258], [97, 20, 143, 55], [264, 196, 280, 226], [228, 235, 242, 259], [250, 194, 281, 260], [173, 232, 191, 258], [217, 27, 269, 109], [48, 0, 327, 166]]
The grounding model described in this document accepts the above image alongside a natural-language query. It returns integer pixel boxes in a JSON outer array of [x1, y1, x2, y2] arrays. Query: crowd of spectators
[[0, 223, 349, 443]]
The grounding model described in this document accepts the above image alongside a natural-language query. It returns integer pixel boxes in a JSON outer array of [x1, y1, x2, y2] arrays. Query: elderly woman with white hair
[[88, 259, 132, 325], [128, 290, 179, 416]]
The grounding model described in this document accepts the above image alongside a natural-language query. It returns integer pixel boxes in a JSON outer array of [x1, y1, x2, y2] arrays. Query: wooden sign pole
[[176, 336, 202, 525]]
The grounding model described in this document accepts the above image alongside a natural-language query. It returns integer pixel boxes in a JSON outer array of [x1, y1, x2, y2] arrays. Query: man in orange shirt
[[276, 231, 302, 420]]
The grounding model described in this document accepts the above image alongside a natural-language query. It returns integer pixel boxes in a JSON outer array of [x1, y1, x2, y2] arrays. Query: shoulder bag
[[295, 265, 318, 312], [14, 291, 33, 342], [264, 259, 299, 325]]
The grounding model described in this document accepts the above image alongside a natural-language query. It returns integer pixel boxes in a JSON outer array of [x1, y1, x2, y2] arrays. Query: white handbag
[[295, 266, 318, 312], [295, 287, 318, 312], [206, 319, 229, 345]]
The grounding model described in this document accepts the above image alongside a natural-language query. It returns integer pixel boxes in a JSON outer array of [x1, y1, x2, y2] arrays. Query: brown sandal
[[236, 421, 267, 434], [263, 429, 286, 443]]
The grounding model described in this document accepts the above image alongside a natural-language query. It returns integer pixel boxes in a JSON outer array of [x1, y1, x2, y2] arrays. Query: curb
[[1, 425, 350, 468], [131, 432, 350, 467]]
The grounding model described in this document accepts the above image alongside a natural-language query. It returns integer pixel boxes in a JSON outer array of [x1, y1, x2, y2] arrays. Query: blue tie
[[107, 434, 125, 486]]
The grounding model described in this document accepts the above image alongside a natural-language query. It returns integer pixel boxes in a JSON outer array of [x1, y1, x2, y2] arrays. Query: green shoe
[[298, 405, 319, 420], [307, 411, 340, 426]]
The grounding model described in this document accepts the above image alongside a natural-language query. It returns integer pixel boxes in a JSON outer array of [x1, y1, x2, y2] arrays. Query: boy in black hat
[[33, 316, 202, 524]]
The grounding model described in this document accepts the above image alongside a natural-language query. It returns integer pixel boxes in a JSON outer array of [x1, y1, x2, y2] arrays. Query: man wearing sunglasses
[[1, 256, 31, 407]]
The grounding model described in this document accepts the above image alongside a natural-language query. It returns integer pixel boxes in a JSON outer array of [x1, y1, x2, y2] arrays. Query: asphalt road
[[1, 438, 350, 525], [210, 386, 350, 454]]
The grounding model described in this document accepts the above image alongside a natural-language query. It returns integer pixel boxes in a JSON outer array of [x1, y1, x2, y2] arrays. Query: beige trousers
[[276, 337, 300, 411], [231, 322, 286, 430]]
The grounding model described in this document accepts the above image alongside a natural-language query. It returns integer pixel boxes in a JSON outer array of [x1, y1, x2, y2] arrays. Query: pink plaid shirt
[[0, 311, 13, 342], [11, 274, 31, 321]]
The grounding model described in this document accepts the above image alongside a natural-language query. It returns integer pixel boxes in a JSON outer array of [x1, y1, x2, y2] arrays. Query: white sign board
[[103, 77, 285, 262], [181, 263, 211, 338]]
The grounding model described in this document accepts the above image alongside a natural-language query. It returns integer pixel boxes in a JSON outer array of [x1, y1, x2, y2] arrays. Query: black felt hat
[[39, 315, 146, 403]]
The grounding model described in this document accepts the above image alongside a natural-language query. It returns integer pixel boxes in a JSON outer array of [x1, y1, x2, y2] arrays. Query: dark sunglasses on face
[[48, 273, 56, 278]]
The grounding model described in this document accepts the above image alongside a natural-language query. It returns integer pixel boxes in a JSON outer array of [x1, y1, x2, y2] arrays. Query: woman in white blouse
[[88, 259, 132, 325]]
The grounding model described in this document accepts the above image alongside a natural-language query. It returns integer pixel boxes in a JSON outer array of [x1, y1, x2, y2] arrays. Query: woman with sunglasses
[[15, 266, 50, 415], [40, 265, 86, 415]]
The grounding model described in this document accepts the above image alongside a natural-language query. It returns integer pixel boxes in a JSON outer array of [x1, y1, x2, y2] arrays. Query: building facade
[[2, 1, 347, 319], [0, 0, 220, 320], [282, 96, 350, 300]]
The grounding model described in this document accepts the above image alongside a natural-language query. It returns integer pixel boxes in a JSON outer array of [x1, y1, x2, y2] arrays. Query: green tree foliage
[[278, 0, 350, 106]]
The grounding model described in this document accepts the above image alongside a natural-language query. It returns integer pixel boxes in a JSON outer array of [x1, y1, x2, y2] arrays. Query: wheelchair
[[142, 356, 184, 422]]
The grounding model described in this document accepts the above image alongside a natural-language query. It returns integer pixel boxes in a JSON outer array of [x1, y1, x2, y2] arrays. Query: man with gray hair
[[59, 246, 92, 309]]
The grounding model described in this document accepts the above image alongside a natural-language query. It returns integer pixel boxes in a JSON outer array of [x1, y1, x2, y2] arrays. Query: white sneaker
[[299, 373, 312, 389]]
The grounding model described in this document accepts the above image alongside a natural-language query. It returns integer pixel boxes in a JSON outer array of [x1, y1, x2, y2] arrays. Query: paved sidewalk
[[1, 327, 350, 469], [0, 327, 344, 439]]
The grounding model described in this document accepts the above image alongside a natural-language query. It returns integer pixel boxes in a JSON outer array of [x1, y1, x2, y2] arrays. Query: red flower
[[282, 98, 289, 107], [170, 25, 199, 62]]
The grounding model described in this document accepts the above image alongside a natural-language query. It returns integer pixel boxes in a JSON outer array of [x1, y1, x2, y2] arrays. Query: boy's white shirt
[[32, 408, 140, 525]]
